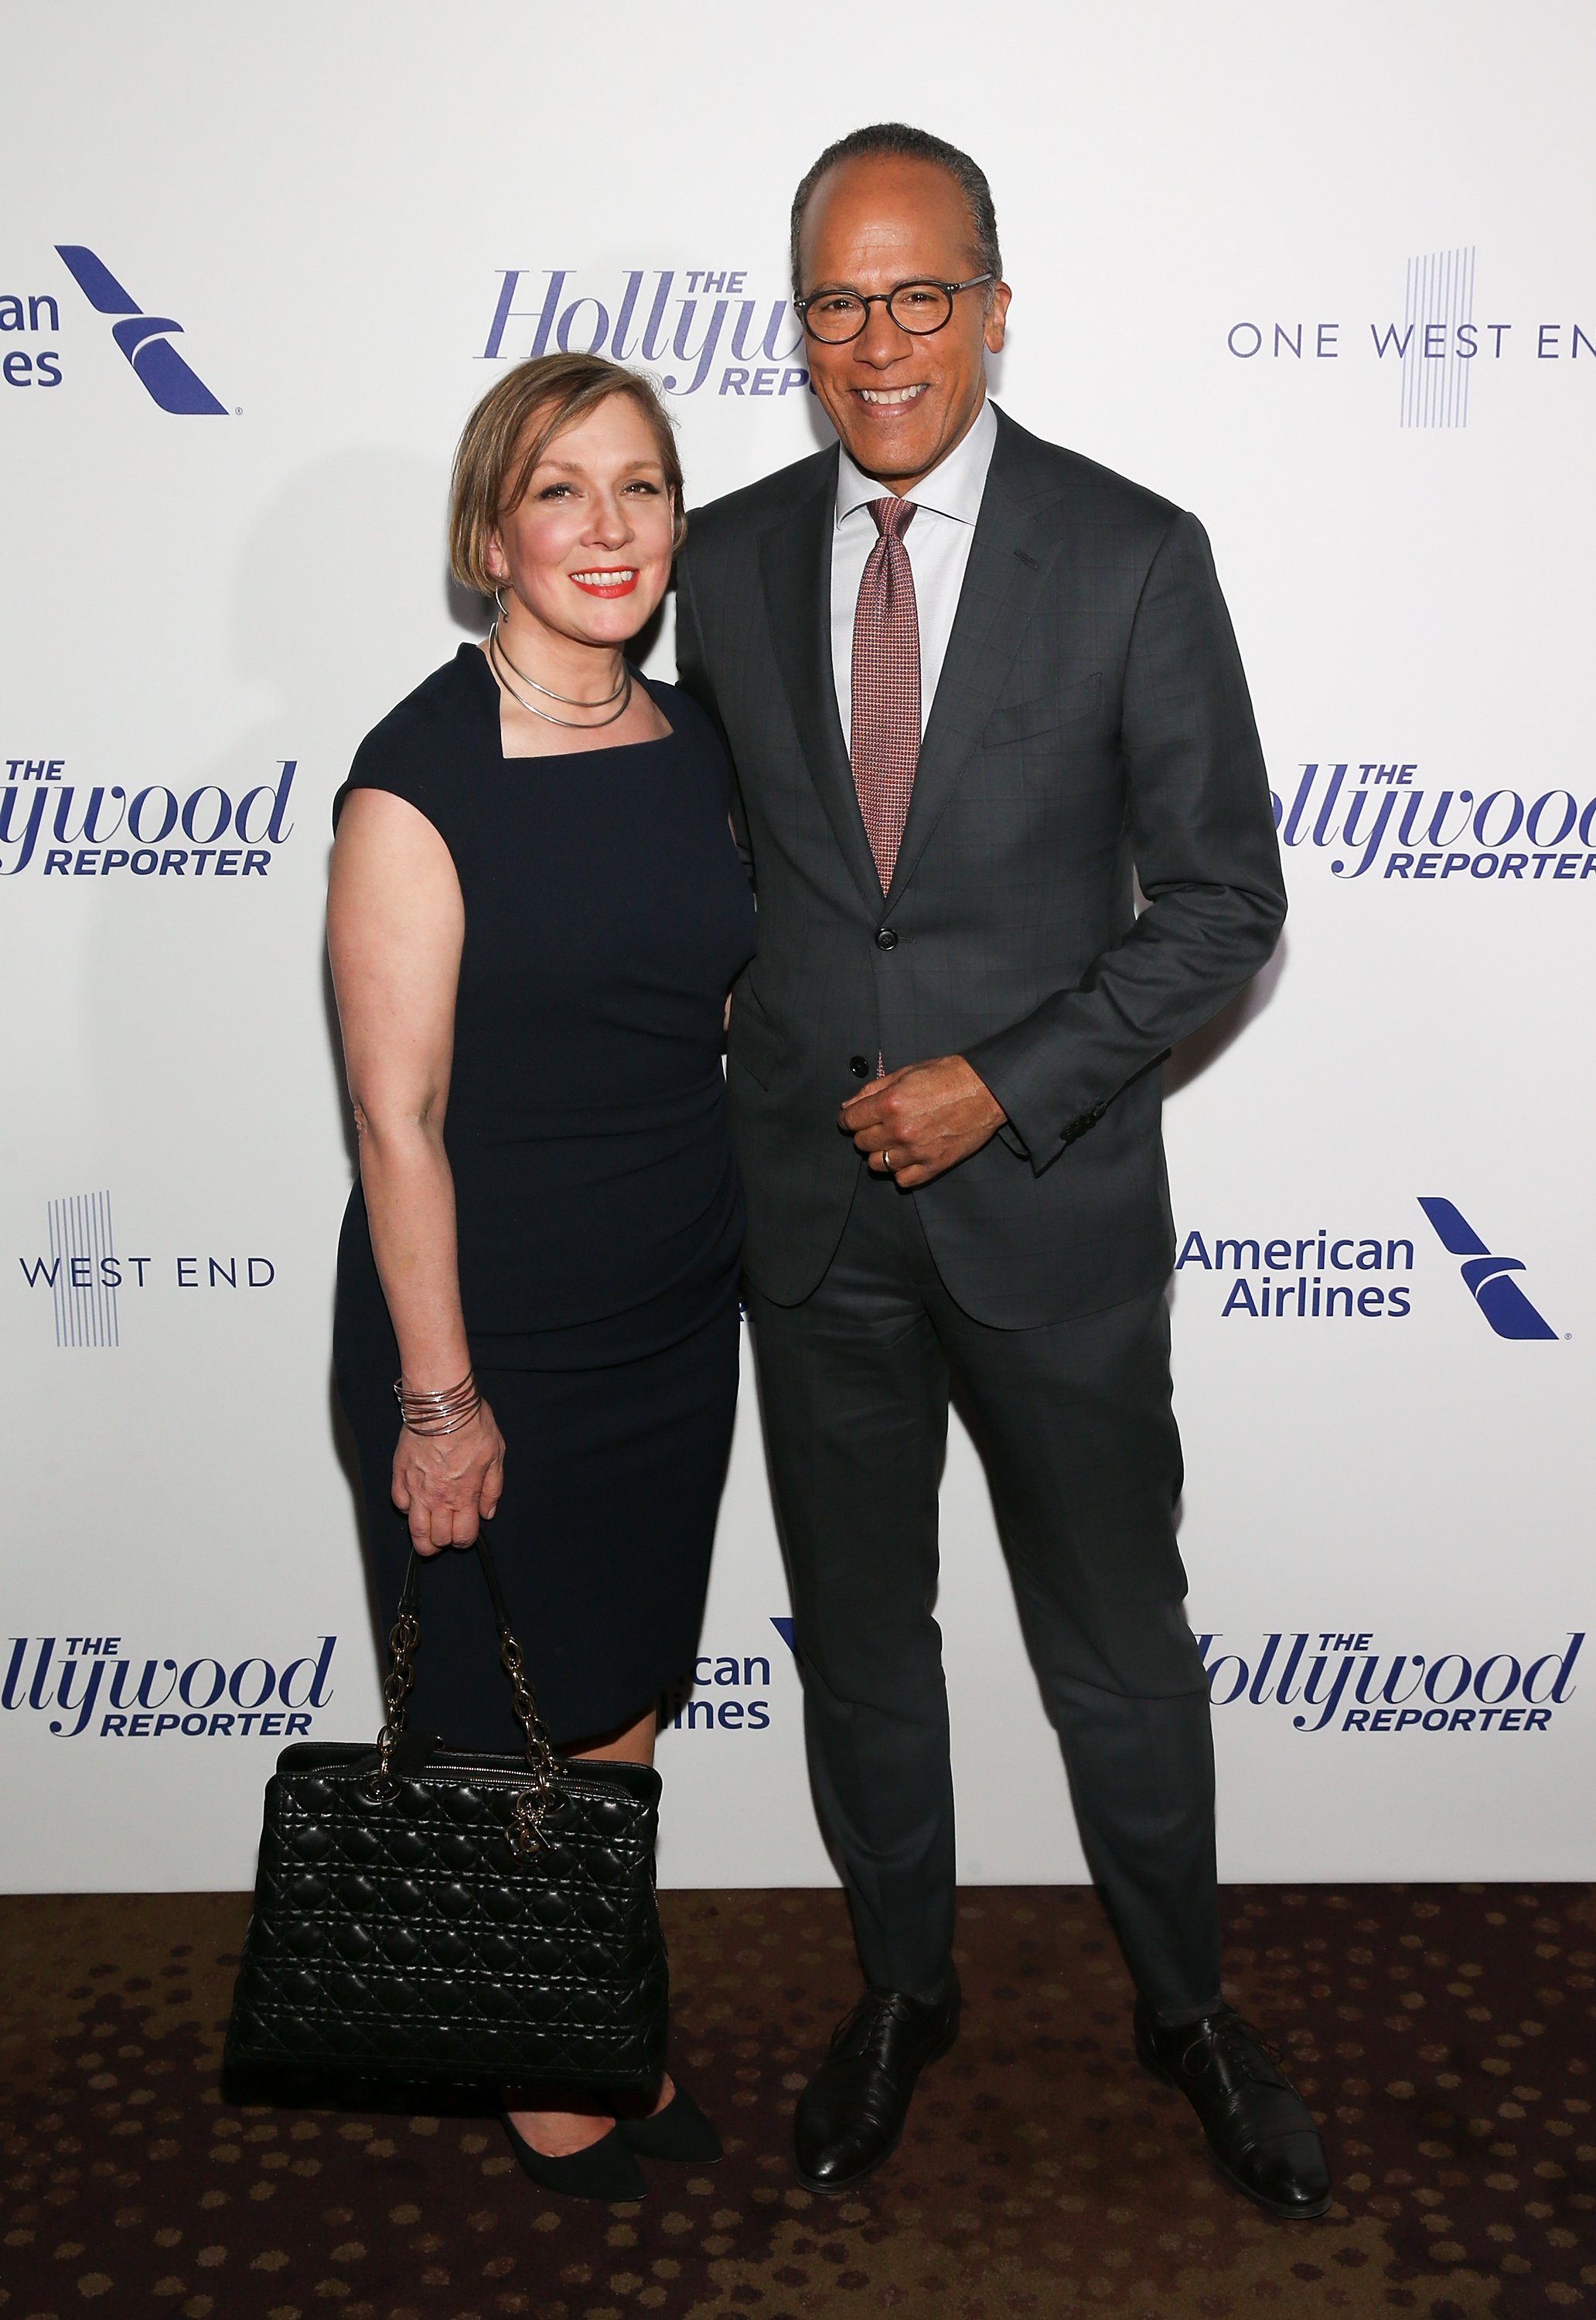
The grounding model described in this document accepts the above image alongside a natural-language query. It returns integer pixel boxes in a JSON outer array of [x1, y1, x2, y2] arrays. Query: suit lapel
[[885, 410, 1062, 908], [759, 451, 885, 914]]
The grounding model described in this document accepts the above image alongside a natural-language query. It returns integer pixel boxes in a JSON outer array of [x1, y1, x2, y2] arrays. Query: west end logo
[[17, 1192, 278, 1350], [482, 269, 810, 402], [1176, 1197, 1557, 1339], [47, 244, 226, 414], [1225, 247, 1593, 428]]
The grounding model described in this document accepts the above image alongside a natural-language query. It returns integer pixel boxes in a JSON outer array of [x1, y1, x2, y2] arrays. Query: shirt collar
[[834, 394, 998, 529]]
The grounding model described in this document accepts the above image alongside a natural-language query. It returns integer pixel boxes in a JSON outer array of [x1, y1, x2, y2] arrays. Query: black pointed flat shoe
[[500, 2111, 647, 2202], [619, 2083, 723, 2162]]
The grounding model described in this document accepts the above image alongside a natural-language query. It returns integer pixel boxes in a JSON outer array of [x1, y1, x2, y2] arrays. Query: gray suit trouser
[[746, 1169, 1223, 2019]]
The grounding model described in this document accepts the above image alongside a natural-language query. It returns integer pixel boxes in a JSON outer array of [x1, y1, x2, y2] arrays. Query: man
[[675, 123, 1327, 2220]]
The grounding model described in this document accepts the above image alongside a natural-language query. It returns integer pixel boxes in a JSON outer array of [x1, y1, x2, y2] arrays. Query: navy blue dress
[[332, 644, 755, 1747]]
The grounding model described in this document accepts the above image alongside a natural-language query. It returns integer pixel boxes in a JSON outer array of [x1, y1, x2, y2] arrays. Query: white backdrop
[[2, 0, 1591, 1894]]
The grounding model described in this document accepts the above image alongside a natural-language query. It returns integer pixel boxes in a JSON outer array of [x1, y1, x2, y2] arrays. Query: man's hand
[[839, 1056, 1007, 1189]]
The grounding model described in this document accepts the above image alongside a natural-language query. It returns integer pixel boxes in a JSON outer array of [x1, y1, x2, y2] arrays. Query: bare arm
[[327, 789, 504, 1552]]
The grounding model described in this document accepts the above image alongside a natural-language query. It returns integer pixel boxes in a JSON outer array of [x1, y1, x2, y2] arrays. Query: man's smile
[[856, 384, 930, 405]]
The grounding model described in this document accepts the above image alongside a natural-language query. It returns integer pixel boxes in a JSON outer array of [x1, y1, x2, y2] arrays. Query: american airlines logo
[[1175, 1197, 1560, 1342], [1417, 1199, 1557, 1341], [55, 244, 226, 415]]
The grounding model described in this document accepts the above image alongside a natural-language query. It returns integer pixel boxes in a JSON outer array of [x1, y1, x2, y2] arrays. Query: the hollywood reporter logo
[[2, 1633, 336, 1740], [1274, 760, 1596, 885], [1199, 1630, 1582, 1736], [483, 268, 810, 402], [0, 757, 296, 878]]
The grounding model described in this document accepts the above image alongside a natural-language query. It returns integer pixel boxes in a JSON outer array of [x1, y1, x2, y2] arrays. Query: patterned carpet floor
[[2, 1884, 1593, 2320]]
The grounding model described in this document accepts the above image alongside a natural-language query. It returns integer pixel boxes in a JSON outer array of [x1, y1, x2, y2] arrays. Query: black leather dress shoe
[[1134, 1999, 1332, 2219], [793, 1977, 960, 2195]]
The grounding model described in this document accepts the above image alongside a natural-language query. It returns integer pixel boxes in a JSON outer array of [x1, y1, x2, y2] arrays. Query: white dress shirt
[[830, 394, 998, 752]]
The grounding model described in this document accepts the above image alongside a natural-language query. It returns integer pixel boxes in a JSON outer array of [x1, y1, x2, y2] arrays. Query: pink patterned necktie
[[851, 496, 920, 890]]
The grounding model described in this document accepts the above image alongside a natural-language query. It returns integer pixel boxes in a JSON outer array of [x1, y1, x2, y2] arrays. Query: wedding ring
[[883, 1150, 892, 1171]]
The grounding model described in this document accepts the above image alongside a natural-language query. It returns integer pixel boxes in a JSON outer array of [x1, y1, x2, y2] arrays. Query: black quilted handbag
[[223, 1537, 668, 2106]]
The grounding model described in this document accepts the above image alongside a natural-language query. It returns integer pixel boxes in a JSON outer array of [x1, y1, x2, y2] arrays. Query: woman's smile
[[568, 565, 640, 597]]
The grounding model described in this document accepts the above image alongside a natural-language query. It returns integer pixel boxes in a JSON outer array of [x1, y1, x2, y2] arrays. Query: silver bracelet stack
[[394, 1370, 482, 1435]]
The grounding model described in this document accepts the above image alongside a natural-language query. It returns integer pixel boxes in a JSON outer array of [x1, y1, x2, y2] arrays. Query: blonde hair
[[448, 353, 686, 594]]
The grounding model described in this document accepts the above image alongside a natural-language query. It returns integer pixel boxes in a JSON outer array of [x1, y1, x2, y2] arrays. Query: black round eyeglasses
[[793, 274, 995, 346]]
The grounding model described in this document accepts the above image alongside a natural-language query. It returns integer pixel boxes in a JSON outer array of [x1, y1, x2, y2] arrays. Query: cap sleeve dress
[[332, 645, 755, 1747]]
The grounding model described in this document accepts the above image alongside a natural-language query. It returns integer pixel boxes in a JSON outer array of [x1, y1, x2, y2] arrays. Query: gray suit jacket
[[674, 404, 1286, 1327]]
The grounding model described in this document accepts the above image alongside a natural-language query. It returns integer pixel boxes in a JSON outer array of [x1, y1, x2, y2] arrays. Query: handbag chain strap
[[370, 1537, 563, 1859]]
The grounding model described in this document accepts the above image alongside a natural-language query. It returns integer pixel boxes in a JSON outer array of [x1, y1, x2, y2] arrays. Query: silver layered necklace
[[487, 608, 633, 732]]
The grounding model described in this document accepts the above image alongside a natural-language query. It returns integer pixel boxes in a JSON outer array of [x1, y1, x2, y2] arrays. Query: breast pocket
[[983, 669, 1103, 748]]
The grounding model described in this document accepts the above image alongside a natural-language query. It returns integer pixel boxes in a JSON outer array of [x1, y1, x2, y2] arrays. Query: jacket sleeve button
[[849, 1055, 870, 1078]]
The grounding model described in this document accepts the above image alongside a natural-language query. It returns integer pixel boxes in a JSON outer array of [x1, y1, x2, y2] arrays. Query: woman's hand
[[390, 1401, 506, 1554]]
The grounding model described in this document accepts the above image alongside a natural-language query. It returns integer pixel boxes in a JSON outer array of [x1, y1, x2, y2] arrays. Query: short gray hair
[[789, 122, 1002, 293]]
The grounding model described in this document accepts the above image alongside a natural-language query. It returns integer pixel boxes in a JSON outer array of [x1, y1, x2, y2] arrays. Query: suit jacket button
[[849, 1054, 870, 1078], [875, 926, 899, 951]]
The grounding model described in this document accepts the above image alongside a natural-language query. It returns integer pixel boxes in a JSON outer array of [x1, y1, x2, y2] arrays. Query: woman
[[328, 353, 754, 2200]]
